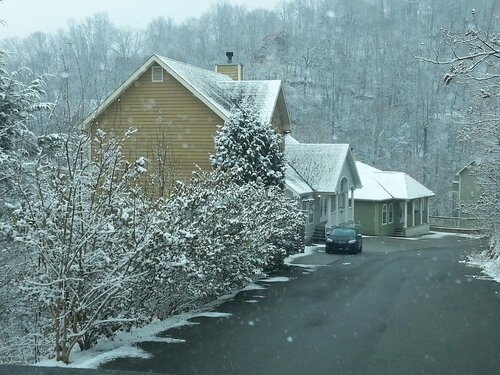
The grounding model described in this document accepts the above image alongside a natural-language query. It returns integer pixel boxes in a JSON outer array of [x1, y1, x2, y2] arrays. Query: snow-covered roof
[[285, 137, 361, 193], [217, 80, 282, 124], [82, 54, 283, 129], [355, 161, 435, 201], [285, 164, 314, 195]]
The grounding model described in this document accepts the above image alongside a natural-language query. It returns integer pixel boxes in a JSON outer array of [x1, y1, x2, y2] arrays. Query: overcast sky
[[0, 0, 283, 39]]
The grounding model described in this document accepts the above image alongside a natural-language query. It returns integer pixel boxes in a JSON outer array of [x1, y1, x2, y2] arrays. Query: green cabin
[[354, 162, 435, 237]]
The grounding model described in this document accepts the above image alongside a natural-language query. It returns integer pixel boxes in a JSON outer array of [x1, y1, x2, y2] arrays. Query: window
[[382, 204, 388, 225], [331, 196, 337, 212], [414, 199, 420, 215], [322, 197, 327, 217], [152, 65, 164, 82], [388, 203, 393, 224]]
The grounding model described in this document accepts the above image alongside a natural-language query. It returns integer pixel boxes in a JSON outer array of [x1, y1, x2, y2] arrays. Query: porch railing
[[329, 207, 353, 227], [429, 216, 483, 233]]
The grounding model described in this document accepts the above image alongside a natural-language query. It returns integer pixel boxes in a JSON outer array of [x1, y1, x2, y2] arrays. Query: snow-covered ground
[[35, 311, 232, 369], [383, 231, 485, 241], [415, 231, 500, 284], [35, 246, 317, 369], [467, 234, 500, 283]]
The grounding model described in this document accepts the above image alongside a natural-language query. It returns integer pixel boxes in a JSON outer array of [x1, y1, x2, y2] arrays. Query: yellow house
[[82, 53, 291, 195]]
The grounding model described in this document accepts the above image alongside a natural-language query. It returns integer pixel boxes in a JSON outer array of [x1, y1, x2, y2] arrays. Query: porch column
[[404, 201, 408, 228], [351, 187, 355, 222], [335, 194, 339, 225], [412, 200, 415, 226], [327, 195, 332, 228], [427, 197, 430, 224], [420, 198, 423, 225], [345, 193, 348, 223]]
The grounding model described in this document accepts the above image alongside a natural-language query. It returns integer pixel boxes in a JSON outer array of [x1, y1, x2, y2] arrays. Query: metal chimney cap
[[226, 51, 234, 64]]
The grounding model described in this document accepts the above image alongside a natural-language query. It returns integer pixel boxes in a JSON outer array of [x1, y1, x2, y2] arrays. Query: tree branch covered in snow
[[421, 20, 499, 255]]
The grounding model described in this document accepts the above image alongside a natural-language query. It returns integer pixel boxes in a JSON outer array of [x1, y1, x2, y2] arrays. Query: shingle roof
[[82, 54, 283, 129], [355, 161, 435, 201], [285, 164, 314, 195], [155, 55, 284, 124], [217, 80, 282, 124], [285, 136, 360, 193]]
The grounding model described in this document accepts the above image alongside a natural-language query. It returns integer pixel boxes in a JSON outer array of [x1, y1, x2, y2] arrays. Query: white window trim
[[152, 66, 164, 82], [382, 204, 388, 225], [388, 203, 393, 224]]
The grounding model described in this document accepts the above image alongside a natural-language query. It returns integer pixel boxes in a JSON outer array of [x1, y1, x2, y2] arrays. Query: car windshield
[[331, 228, 355, 237]]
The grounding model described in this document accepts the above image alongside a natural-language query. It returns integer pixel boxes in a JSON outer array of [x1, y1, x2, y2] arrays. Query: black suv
[[325, 227, 363, 254]]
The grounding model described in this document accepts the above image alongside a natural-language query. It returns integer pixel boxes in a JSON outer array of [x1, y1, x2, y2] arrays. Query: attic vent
[[151, 66, 163, 82]]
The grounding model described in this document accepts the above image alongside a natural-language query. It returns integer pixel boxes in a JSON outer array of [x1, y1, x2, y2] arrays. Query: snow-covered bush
[[0, 49, 52, 152], [2, 130, 157, 364], [211, 101, 285, 187], [0, 49, 52, 212], [0, 49, 55, 364], [136, 169, 304, 318]]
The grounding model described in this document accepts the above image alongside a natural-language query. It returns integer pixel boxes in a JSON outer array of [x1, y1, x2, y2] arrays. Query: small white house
[[284, 136, 362, 243]]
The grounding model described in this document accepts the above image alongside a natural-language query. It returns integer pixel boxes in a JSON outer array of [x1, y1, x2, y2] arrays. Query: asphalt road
[[102, 234, 500, 375]]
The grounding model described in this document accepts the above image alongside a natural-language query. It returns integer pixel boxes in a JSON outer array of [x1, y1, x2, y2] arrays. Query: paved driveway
[[103, 234, 500, 375]]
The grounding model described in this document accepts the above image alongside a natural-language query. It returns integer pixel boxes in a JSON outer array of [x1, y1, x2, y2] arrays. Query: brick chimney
[[215, 51, 244, 81]]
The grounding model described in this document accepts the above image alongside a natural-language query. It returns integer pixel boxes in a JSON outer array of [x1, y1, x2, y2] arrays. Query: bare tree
[[417, 20, 499, 250]]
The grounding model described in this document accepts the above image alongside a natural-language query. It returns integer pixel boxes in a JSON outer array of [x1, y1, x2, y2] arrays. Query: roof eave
[[81, 54, 230, 131], [155, 54, 229, 122], [81, 54, 159, 131]]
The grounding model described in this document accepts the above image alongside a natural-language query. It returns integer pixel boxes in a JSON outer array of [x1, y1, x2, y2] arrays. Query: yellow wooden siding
[[90, 64, 224, 195]]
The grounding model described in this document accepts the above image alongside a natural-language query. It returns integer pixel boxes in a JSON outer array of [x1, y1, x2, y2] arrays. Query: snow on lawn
[[284, 245, 317, 264], [35, 310, 232, 369], [241, 282, 267, 291], [260, 276, 291, 283], [468, 255, 500, 283], [467, 236, 500, 283], [422, 231, 485, 239], [385, 232, 485, 240], [284, 245, 325, 269]]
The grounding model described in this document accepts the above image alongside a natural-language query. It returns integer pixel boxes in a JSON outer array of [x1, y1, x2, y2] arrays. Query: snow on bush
[[1, 134, 303, 365], [211, 100, 284, 187], [3, 130, 157, 364], [468, 233, 500, 283], [135, 169, 304, 319]]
